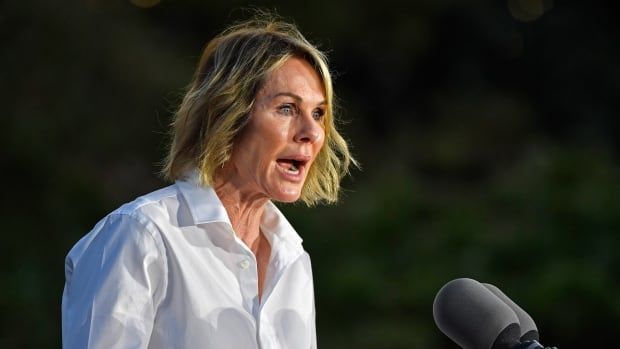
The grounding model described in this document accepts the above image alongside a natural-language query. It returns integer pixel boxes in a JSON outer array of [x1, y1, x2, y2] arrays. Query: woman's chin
[[270, 186, 302, 203], [274, 193, 301, 203]]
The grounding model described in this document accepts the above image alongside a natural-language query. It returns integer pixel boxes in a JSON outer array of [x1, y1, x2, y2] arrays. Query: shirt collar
[[261, 201, 303, 247], [175, 170, 231, 225], [175, 169, 303, 247]]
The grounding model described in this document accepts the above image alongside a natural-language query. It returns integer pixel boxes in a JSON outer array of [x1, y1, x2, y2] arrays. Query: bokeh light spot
[[129, 0, 161, 9], [508, 0, 553, 22]]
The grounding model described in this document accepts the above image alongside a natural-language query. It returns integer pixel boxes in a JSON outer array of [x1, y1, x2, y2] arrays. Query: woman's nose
[[294, 112, 324, 144]]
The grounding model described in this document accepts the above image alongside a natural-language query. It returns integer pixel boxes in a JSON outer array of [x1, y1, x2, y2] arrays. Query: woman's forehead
[[258, 57, 326, 104]]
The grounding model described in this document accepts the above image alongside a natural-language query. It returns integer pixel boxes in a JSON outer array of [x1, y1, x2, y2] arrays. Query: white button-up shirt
[[62, 172, 317, 349]]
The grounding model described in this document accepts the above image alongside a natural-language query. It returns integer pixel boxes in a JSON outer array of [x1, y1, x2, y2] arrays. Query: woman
[[61, 15, 355, 349]]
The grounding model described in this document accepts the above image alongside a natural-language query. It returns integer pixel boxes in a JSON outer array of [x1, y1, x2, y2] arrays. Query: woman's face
[[226, 57, 326, 203]]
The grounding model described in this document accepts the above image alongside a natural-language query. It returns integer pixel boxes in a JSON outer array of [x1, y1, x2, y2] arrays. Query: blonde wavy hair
[[162, 14, 355, 206]]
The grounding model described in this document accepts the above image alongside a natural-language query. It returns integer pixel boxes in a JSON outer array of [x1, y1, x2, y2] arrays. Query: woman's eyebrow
[[271, 92, 326, 106]]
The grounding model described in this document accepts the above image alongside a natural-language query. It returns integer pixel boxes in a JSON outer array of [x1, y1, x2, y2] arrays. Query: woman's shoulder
[[65, 184, 181, 269], [113, 184, 180, 219]]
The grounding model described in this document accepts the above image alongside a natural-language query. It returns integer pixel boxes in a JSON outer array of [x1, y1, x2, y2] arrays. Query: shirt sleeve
[[307, 253, 317, 349], [310, 299, 317, 349], [62, 213, 167, 349]]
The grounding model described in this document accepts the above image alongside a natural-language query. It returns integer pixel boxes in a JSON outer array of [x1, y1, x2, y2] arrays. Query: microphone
[[482, 283, 538, 342], [433, 278, 557, 349]]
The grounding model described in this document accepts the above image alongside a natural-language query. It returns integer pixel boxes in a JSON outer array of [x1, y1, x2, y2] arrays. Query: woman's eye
[[278, 104, 295, 115], [312, 109, 325, 121]]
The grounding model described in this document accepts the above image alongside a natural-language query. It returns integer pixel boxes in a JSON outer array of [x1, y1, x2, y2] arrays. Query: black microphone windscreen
[[483, 283, 539, 342], [433, 278, 521, 349]]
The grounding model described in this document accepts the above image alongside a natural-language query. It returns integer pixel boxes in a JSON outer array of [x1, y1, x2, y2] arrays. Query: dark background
[[2, 0, 619, 348]]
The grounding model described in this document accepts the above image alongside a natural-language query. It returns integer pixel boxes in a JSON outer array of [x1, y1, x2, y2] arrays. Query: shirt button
[[238, 259, 250, 269]]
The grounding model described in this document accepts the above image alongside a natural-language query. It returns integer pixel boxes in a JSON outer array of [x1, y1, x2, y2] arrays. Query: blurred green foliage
[[1, 0, 619, 348]]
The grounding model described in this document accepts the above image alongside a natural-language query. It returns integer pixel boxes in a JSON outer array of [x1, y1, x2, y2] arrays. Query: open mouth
[[276, 158, 307, 176]]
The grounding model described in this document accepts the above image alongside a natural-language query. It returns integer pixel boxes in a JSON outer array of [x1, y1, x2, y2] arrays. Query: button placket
[[235, 253, 259, 317]]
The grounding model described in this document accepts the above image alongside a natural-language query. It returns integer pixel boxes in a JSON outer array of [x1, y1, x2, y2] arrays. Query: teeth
[[289, 163, 299, 172]]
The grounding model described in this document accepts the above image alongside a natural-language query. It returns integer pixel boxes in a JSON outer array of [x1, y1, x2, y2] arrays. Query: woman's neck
[[213, 177, 268, 253]]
